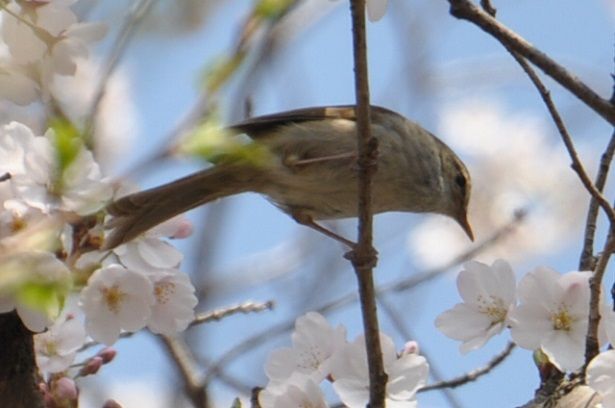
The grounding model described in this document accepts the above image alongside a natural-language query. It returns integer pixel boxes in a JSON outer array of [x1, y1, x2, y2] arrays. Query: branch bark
[[448, 0, 615, 126], [348, 0, 387, 406], [0, 312, 44, 408]]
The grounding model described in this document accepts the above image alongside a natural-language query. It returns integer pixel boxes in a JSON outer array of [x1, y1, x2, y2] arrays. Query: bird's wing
[[229, 105, 396, 137]]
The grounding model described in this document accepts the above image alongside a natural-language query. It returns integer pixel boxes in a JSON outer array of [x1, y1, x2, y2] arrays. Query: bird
[[104, 105, 473, 249]]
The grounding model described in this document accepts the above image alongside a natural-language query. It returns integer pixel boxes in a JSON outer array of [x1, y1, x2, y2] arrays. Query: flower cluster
[[436, 259, 615, 406], [0, 0, 198, 381], [260, 312, 429, 407]]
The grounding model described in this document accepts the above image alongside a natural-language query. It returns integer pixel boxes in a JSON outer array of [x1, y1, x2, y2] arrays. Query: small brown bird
[[104, 106, 473, 249]]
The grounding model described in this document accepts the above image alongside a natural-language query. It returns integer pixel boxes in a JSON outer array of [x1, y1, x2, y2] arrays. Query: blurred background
[[10, 0, 613, 406]]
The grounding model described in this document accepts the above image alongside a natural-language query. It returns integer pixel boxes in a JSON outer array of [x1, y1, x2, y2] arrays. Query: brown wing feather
[[229, 105, 397, 137]]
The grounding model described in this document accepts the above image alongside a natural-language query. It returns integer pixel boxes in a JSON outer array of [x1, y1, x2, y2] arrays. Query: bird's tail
[[104, 164, 261, 249]]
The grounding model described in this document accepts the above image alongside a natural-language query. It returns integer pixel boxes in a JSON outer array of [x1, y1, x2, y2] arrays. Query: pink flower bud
[[400, 340, 420, 356], [170, 218, 193, 239], [102, 399, 123, 408], [97, 347, 117, 364], [79, 356, 103, 376], [53, 377, 78, 401]]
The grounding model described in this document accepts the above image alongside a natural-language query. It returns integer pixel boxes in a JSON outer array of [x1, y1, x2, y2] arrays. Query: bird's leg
[[284, 152, 356, 167], [291, 210, 356, 248]]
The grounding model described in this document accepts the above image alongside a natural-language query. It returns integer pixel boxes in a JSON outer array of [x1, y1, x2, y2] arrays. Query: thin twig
[[504, 51, 615, 227], [584, 235, 615, 368], [419, 342, 515, 392], [79, 301, 272, 351], [347, 1, 386, 406], [579, 131, 615, 271], [188, 301, 274, 328], [82, 0, 156, 144], [493, 27, 615, 372], [447, 0, 615, 126], [158, 335, 207, 408]]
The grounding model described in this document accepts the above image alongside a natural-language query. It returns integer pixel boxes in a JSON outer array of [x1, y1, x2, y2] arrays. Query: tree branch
[[0, 312, 44, 408], [158, 335, 208, 408], [419, 342, 515, 392], [188, 301, 274, 328], [579, 131, 615, 271], [347, 1, 386, 406], [504, 51, 615, 227], [447, 0, 615, 126]]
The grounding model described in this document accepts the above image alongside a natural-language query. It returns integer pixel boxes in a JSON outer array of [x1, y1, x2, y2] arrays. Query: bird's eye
[[455, 174, 466, 189]]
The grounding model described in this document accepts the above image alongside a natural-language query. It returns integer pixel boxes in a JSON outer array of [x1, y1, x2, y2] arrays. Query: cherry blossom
[[146, 270, 197, 335], [265, 311, 347, 384], [330, 0, 388, 21], [587, 350, 615, 408], [509, 267, 591, 371], [0, 251, 72, 332], [34, 316, 86, 375], [259, 377, 329, 408], [111, 217, 187, 273], [8, 127, 112, 215], [330, 333, 428, 408], [1, 0, 106, 76], [80, 264, 154, 345], [436, 259, 516, 353]]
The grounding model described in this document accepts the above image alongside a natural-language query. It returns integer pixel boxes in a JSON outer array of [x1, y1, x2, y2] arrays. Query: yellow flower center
[[101, 285, 126, 314], [154, 281, 176, 305], [476, 295, 507, 323], [552, 307, 572, 331]]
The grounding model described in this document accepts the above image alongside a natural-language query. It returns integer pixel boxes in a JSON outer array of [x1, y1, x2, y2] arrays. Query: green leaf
[[49, 117, 84, 194], [178, 113, 274, 167], [16, 282, 66, 318], [254, 0, 294, 18]]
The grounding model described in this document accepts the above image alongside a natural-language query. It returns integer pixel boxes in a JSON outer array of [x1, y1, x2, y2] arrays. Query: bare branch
[[448, 0, 615, 126], [158, 335, 207, 408], [585, 235, 615, 367], [419, 342, 516, 392], [188, 301, 274, 328], [347, 1, 386, 406], [579, 131, 615, 271], [504, 52, 615, 227]]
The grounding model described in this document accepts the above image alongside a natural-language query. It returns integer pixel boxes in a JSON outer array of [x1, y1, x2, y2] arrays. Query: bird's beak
[[457, 212, 474, 241]]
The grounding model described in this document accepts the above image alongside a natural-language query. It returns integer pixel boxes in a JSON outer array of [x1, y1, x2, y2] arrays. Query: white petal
[[366, 0, 388, 21], [587, 350, 615, 407]]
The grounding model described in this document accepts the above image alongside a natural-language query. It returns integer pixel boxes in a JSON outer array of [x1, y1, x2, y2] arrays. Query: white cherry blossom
[[1, 0, 106, 75], [587, 350, 615, 408], [265, 311, 347, 384], [0, 251, 72, 332], [509, 267, 591, 371], [146, 270, 197, 335], [8, 128, 112, 215], [80, 264, 154, 345], [111, 216, 188, 272], [259, 377, 329, 408], [330, 0, 388, 21], [34, 316, 86, 375], [330, 333, 428, 408], [436, 259, 516, 353]]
